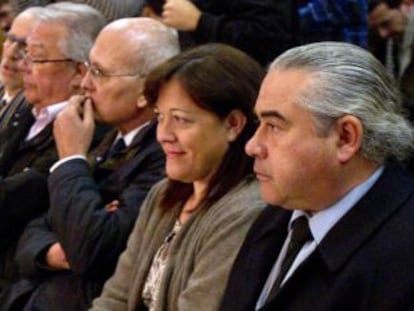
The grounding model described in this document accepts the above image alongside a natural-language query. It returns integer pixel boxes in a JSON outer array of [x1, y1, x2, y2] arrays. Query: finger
[[62, 260, 70, 270], [106, 206, 119, 213], [68, 94, 86, 109], [82, 98, 95, 125]]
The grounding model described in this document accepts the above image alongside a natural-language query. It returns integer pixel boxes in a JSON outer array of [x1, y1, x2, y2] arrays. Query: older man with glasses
[[0, 3, 106, 293], [0, 7, 42, 132], [0, 17, 179, 310]]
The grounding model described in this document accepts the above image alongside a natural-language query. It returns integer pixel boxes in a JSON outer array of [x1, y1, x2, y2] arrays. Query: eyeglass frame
[[17, 49, 74, 65], [83, 60, 144, 80]]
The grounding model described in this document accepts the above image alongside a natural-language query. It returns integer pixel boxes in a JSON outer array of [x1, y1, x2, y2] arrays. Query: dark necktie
[[107, 138, 126, 159], [267, 216, 312, 301]]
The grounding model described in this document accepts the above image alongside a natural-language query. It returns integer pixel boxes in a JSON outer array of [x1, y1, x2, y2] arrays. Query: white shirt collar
[[291, 165, 384, 244], [26, 101, 68, 141]]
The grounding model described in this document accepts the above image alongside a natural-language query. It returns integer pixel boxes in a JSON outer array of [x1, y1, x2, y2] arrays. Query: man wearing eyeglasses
[[0, 3, 106, 294], [0, 18, 179, 310], [0, 7, 39, 132]]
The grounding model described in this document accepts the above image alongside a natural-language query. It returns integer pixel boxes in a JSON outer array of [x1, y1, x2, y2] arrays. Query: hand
[[53, 95, 96, 159], [162, 0, 201, 31], [45, 242, 70, 270], [105, 199, 121, 212]]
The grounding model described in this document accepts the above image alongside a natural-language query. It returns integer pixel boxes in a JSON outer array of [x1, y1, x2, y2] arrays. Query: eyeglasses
[[18, 49, 73, 65], [4, 32, 27, 60], [84, 61, 144, 80]]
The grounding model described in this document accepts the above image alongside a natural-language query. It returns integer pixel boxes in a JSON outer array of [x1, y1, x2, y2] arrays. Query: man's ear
[[136, 95, 147, 108], [335, 115, 363, 163], [224, 109, 246, 142], [71, 62, 87, 90]]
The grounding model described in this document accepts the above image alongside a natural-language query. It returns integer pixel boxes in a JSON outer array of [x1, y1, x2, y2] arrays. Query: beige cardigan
[[91, 177, 265, 311]]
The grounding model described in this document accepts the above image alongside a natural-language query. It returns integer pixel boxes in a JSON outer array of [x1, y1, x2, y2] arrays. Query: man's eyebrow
[[257, 110, 287, 123]]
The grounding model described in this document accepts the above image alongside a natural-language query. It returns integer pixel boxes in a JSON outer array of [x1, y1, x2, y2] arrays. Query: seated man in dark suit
[[220, 42, 414, 311], [0, 7, 34, 132], [0, 3, 106, 291], [1, 18, 179, 310]]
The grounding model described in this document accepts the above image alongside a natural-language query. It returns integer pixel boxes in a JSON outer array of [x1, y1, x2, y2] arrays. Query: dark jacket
[[2, 120, 165, 310], [180, 0, 297, 66], [220, 164, 414, 311], [0, 88, 28, 132], [0, 104, 58, 290]]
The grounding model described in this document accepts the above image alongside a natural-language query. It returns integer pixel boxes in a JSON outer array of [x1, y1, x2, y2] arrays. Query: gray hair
[[104, 17, 180, 76], [35, 2, 107, 62], [14, 6, 47, 26], [269, 41, 414, 163]]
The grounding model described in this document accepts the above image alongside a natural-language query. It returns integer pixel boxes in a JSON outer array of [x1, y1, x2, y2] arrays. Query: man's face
[[0, 4, 14, 32], [245, 69, 340, 212], [369, 3, 407, 39], [81, 29, 143, 134], [19, 22, 80, 110], [0, 13, 32, 93]]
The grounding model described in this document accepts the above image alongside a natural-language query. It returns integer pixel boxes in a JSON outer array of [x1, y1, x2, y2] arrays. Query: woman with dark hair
[[91, 43, 266, 311]]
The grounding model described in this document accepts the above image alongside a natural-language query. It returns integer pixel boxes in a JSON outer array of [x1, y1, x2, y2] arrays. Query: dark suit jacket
[[6, 120, 165, 310], [220, 164, 414, 311], [0, 88, 28, 132], [0, 104, 58, 290]]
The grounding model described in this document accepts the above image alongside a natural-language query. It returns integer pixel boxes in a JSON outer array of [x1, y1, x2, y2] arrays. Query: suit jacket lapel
[[18, 122, 54, 152], [221, 206, 291, 311], [90, 120, 157, 177], [0, 106, 34, 175], [316, 164, 413, 272]]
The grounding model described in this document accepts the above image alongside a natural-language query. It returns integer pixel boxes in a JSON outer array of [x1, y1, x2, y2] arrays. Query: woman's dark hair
[[144, 43, 265, 210]]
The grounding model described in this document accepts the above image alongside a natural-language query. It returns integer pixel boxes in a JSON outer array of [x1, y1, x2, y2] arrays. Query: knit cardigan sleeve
[[10, 0, 144, 21]]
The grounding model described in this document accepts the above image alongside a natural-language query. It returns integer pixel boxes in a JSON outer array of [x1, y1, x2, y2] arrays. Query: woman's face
[[156, 79, 233, 187]]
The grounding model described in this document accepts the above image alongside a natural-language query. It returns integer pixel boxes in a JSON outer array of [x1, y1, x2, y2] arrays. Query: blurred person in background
[[369, 0, 414, 110], [158, 0, 297, 66], [0, 0, 14, 32], [0, 7, 35, 132]]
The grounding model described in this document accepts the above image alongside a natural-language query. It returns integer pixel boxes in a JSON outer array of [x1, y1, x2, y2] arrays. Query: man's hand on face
[[53, 95, 96, 159]]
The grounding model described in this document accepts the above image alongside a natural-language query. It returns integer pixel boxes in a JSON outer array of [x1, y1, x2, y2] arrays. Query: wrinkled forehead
[[9, 13, 37, 39], [89, 29, 136, 69], [26, 22, 66, 54]]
